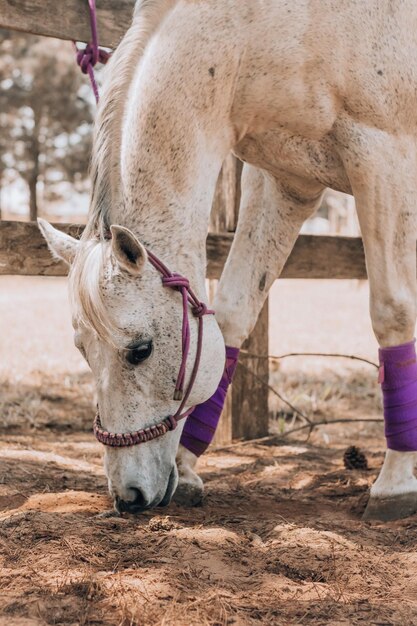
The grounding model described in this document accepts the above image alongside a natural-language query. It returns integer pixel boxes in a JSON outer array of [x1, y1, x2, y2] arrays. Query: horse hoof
[[363, 492, 417, 521], [173, 480, 204, 507]]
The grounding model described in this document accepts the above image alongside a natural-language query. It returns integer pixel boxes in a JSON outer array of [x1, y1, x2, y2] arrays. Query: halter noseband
[[93, 240, 214, 447]]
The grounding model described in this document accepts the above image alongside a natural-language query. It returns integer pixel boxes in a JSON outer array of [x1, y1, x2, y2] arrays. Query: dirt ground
[[1, 277, 416, 626]]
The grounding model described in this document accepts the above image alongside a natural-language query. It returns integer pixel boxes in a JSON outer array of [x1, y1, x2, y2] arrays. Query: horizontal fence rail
[[0, 220, 368, 279], [0, 0, 135, 47]]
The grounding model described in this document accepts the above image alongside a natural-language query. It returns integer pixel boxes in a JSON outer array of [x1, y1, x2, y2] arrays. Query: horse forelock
[[69, 239, 118, 343], [85, 0, 179, 240]]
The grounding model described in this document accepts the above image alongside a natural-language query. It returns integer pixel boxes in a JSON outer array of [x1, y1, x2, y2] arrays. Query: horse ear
[[110, 225, 147, 275], [37, 218, 79, 265]]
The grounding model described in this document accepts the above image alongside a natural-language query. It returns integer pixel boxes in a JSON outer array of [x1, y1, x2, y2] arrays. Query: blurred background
[[0, 29, 94, 224], [0, 29, 359, 234]]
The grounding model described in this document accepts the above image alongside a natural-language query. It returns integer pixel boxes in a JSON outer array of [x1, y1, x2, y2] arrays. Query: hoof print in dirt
[[363, 493, 417, 522], [173, 481, 204, 507], [343, 445, 368, 470]]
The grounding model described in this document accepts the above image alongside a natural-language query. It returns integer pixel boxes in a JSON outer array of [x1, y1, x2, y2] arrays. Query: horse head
[[38, 219, 225, 512]]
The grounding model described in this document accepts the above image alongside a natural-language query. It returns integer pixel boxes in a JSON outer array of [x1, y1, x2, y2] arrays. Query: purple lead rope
[[146, 249, 214, 406], [73, 0, 111, 103]]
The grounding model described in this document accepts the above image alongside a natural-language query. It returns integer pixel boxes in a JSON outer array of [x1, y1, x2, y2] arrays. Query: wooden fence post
[[232, 302, 269, 440], [210, 155, 269, 445]]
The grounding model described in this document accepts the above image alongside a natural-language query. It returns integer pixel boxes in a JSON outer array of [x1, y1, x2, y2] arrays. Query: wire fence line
[[214, 351, 382, 450]]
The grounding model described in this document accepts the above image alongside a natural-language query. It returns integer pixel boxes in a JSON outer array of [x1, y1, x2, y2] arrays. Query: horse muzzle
[[113, 465, 178, 514]]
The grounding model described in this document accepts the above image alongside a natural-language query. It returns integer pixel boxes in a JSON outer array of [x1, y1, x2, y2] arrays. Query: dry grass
[[268, 366, 381, 439], [0, 372, 94, 433]]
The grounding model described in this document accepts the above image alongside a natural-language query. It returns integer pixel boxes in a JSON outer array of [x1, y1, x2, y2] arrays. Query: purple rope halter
[[73, 0, 111, 103], [93, 240, 215, 447]]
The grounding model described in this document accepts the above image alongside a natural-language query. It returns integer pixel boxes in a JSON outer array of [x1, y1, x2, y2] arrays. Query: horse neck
[[105, 16, 240, 292], [112, 133, 230, 296]]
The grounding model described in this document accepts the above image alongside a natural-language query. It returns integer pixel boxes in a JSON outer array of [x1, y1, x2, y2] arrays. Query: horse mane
[[84, 0, 178, 240], [70, 1, 177, 340]]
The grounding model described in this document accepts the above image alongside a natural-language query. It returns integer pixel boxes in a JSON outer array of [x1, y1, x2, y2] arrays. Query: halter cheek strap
[[93, 245, 215, 448]]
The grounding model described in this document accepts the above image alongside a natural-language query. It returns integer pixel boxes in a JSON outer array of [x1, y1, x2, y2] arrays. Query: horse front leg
[[175, 164, 324, 505], [340, 130, 417, 520]]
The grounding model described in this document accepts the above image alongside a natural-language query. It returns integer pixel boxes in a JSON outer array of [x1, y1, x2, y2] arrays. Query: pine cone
[[343, 445, 368, 470]]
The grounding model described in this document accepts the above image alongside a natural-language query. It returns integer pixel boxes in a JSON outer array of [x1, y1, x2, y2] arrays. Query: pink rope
[[73, 0, 111, 103], [147, 249, 214, 405]]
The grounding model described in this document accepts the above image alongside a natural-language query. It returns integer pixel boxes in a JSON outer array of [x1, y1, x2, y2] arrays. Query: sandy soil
[[1, 277, 416, 626]]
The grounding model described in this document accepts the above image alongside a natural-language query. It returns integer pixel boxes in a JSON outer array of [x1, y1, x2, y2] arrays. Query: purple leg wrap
[[180, 346, 240, 456], [379, 339, 417, 452]]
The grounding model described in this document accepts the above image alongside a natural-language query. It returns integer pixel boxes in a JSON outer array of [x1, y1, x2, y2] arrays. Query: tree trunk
[[28, 140, 40, 221], [0, 170, 3, 221], [29, 173, 38, 221], [28, 111, 42, 222]]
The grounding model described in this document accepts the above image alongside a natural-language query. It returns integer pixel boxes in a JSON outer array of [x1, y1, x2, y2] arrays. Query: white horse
[[39, 0, 417, 520]]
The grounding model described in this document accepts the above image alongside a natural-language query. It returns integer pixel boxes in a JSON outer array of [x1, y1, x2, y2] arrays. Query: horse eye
[[125, 340, 153, 365]]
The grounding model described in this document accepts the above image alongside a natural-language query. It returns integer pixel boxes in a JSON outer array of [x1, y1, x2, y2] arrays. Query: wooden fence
[[0, 0, 368, 445], [0, 219, 367, 280], [0, 0, 135, 47]]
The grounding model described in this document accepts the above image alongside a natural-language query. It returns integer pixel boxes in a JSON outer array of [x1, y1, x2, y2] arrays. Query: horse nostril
[[116, 488, 148, 513]]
